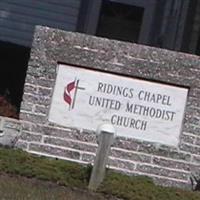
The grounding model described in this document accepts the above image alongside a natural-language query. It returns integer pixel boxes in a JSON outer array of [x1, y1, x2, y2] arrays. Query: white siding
[[0, 0, 81, 47]]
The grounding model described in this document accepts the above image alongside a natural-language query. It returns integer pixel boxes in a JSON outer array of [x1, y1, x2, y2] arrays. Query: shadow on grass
[[0, 174, 109, 200]]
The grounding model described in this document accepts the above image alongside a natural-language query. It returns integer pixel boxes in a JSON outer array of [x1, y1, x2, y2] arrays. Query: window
[[96, 1, 144, 43]]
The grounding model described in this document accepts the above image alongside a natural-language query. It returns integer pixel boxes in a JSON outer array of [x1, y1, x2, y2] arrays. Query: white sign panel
[[49, 64, 188, 146]]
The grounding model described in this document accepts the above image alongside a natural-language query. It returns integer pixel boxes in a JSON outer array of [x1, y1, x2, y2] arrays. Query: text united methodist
[[88, 82, 176, 131]]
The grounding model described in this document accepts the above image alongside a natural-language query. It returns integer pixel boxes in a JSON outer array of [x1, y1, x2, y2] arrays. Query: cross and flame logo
[[63, 79, 85, 110]]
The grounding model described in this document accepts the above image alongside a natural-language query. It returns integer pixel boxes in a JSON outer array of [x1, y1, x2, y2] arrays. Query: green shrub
[[0, 148, 90, 188], [0, 147, 200, 200], [99, 170, 200, 200]]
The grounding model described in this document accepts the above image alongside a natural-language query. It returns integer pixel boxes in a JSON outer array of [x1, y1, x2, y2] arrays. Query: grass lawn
[[0, 147, 200, 200]]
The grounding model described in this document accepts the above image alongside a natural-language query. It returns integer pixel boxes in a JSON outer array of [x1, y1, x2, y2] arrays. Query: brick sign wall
[[17, 26, 200, 189]]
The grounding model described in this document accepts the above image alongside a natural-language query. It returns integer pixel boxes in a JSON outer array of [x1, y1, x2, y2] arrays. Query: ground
[[0, 173, 117, 200]]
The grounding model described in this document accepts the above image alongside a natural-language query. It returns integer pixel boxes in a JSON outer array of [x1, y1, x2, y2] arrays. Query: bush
[[0, 95, 18, 118], [0, 148, 200, 200], [99, 171, 200, 200]]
